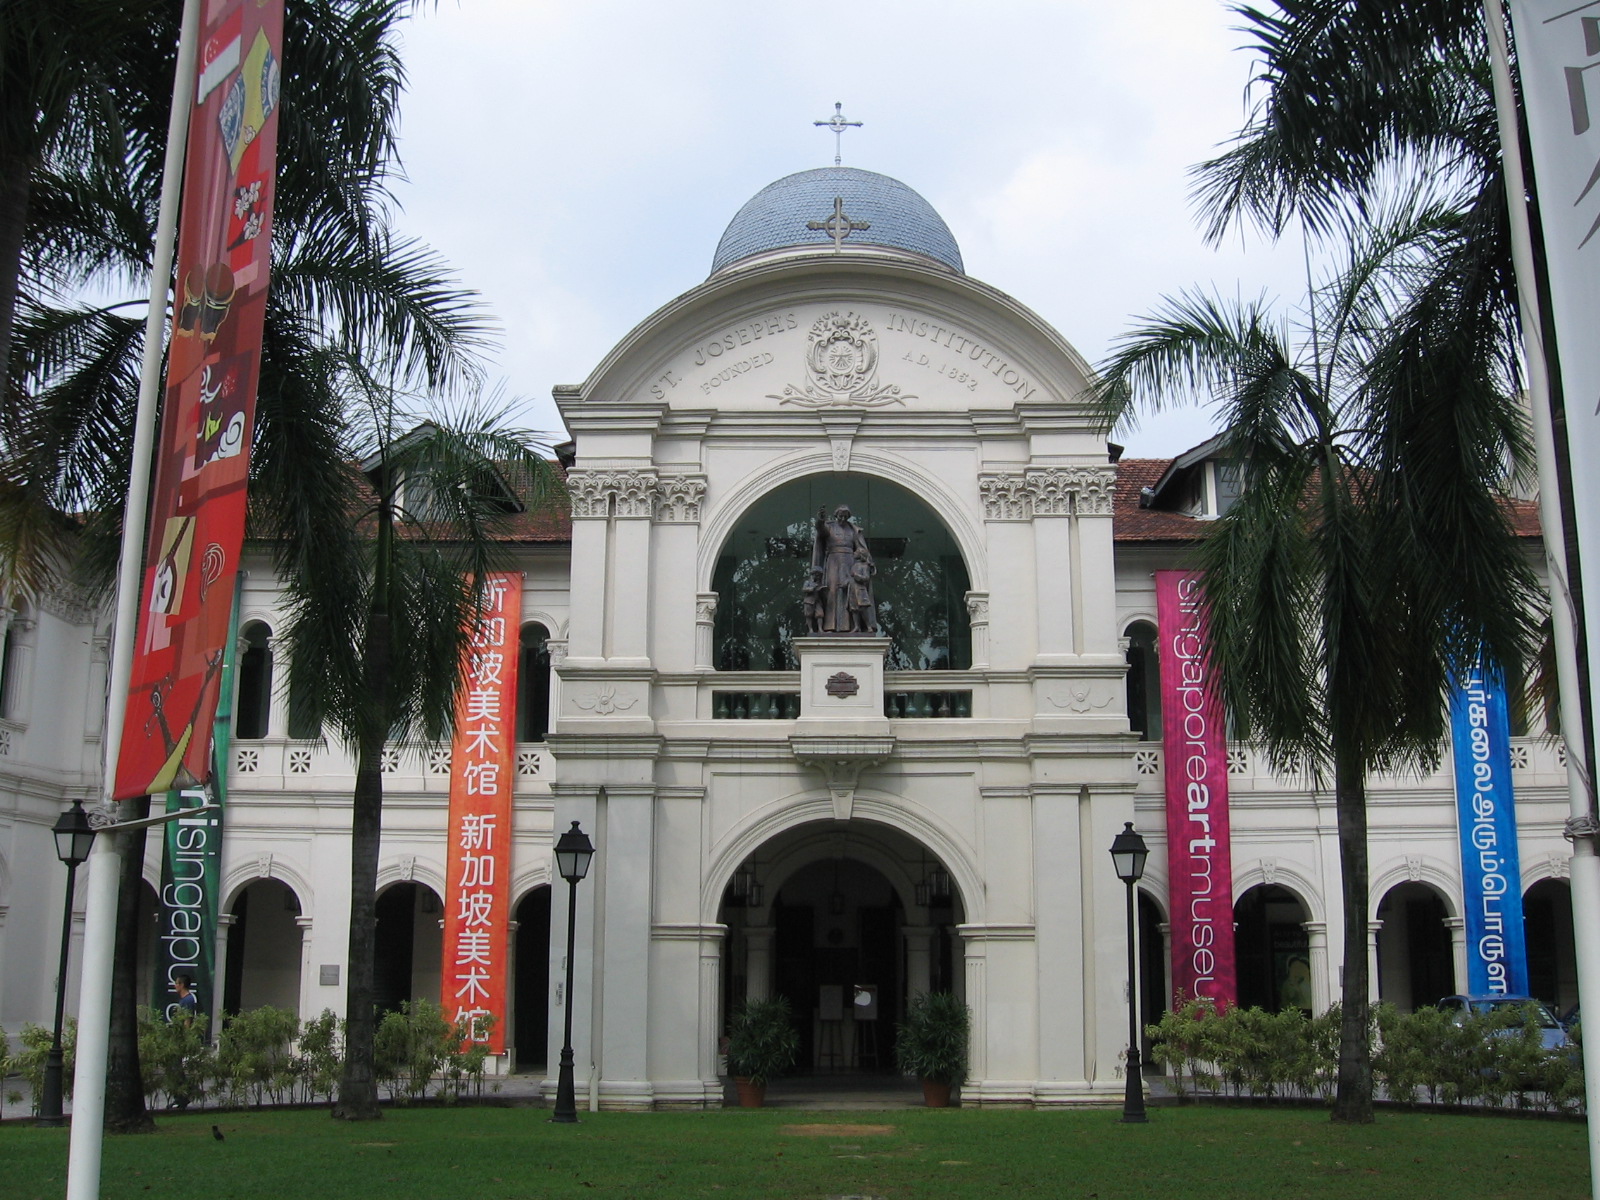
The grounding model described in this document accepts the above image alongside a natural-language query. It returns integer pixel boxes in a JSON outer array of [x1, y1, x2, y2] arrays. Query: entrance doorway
[[1524, 878, 1576, 1013], [1233, 884, 1311, 1012], [222, 878, 304, 1015], [718, 821, 965, 1077], [513, 886, 551, 1070], [372, 881, 442, 1015], [1376, 882, 1455, 1011]]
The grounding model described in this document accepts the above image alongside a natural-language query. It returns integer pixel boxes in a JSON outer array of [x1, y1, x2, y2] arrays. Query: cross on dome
[[807, 197, 871, 252], [813, 102, 863, 166]]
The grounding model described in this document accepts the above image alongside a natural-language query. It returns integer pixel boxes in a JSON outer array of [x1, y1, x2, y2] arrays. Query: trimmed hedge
[[1147, 999, 1583, 1113]]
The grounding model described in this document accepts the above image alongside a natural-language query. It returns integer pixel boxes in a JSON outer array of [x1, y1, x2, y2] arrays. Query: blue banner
[[1449, 661, 1529, 997]]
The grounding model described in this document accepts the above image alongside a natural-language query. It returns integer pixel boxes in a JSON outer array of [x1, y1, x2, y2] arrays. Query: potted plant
[[896, 991, 969, 1107], [725, 996, 799, 1107]]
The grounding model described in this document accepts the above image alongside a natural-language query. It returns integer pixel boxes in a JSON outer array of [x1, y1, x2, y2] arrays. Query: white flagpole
[[66, 0, 201, 1196], [1482, 5, 1600, 1197]]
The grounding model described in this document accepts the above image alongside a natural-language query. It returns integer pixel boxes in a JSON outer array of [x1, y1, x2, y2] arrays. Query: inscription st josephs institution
[[647, 308, 1041, 405]]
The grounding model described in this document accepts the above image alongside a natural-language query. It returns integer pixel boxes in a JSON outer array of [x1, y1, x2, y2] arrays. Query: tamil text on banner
[[441, 574, 523, 1050], [1156, 570, 1238, 1008], [116, 0, 284, 798], [1508, 1, 1600, 766], [1449, 659, 1530, 996]]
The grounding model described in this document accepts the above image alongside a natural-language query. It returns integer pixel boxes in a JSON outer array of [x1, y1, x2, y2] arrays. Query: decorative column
[[694, 594, 718, 671], [295, 916, 313, 1020], [4, 615, 37, 723], [1303, 921, 1330, 1014], [1444, 916, 1467, 996], [1366, 920, 1384, 1006], [699, 926, 726, 1094], [743, 925, 773, 1001], [903, 925, 935, 999], [964, 593, 990, 669], [214, 913, 237, 1039]]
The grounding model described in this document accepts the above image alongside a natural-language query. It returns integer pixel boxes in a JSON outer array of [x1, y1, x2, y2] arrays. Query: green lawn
[[2, 1105, 1589, 1200]]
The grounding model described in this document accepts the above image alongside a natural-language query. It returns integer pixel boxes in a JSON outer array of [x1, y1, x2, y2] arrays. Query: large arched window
[[517, 623, 551, 742], [712, 474, 971, 672], [234, 622, 273, 740]]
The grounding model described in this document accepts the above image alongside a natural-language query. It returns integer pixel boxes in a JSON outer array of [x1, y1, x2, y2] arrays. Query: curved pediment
[[555, 256, 1098, 424]]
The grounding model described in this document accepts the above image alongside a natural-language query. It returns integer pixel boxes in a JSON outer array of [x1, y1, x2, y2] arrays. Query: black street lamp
[[1109, 820, 1149, 1124], [38, 799, 97, 1127], [551, 820, 595, 1124]]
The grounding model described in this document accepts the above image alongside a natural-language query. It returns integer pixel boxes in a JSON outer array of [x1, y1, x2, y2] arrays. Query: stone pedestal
[[794, 636, 891, 724]]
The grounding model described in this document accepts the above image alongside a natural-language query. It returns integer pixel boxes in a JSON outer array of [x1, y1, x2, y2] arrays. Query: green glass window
[[712, 474, 971, 671]]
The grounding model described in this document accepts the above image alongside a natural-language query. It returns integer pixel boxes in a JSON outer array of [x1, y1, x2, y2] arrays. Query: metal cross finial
[[807, 197, 871, 252], [814, 102, 863, 166]]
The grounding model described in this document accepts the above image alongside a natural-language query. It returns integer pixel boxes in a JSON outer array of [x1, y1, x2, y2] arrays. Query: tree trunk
[[105, 797, 155, 1134], [0, 151, 32, 399], [1330, 745, 1374, 1124], [335, 498, 394, 1121], [334, 709, 386, 1120]]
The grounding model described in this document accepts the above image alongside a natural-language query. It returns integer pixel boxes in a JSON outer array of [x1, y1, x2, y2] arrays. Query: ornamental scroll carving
[[566, 469, 707, 523], [979, 466, 1119, 520]]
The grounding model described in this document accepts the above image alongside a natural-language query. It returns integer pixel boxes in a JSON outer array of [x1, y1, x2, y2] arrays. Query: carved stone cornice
[[565, 468, 690, 521], [979, 465, 1119, 520], [39, 584, 97, 626], [789, 734, 894, 822], [978, 472, 1031, 521], [654, 475, 707, 523]]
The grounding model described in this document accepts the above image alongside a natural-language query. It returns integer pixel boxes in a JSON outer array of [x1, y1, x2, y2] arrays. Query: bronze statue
[[808, 505, 877, 635]]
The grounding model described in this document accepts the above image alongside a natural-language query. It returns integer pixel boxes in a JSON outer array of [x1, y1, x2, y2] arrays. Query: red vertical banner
[[116, 0, 285, 798], [441, 574, 522, 1050], [1155, 571, 1238, 1009]]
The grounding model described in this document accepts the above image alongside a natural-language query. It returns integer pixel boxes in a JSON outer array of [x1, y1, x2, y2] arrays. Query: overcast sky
[[388, 1, 1317, 460]]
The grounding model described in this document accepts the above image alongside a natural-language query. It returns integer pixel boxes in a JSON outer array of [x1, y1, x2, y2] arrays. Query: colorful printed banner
[[1449, 660, 1529, 997], [1156, 570, 1238, 1008], [1509, 1, 1600, 795], [441, 574, 522, 1050], [116, 0, 284, 798], [151, 585, 239, 1030]]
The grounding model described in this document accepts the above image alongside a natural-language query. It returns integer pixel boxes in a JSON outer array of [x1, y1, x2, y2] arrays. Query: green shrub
[[894, 992, 970, 1086], [296, 1009, 344, 1104], [725, 996, 800, 1086], [374, 1000, 454, 1102], [217, 1006, 301, 1107], [138, 1005, 215, 1109], [14, 1021, 75, 1114]]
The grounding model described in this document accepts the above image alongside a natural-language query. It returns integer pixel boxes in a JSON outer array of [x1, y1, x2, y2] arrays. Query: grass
[[1, 1105, 1590, 1200]]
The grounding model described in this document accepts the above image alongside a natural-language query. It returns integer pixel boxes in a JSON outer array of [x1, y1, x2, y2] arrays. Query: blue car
[[1437, 994, 1570, 1053]]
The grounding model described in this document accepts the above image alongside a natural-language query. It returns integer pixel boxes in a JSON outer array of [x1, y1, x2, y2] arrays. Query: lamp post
[[38, 799, 97, 1127], [1110, 820, 1149, 1124], [552, 820, 595, 1123]]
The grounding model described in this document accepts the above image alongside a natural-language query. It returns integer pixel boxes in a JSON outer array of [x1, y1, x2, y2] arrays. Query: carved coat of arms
[[768, 311, 915, 408]]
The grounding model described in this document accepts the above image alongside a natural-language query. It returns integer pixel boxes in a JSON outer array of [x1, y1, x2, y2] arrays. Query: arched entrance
[[719, 821, 966, 1076], [222, 879, 304, 1014], [1233, 884, 1312, 1011], [513, 886, 551, 1071], [1524, 878, 1576, 1014], [1376, 882, 1456, 1011], [373, 881, 443, 1015], [1138, 891, 1166, 1057]]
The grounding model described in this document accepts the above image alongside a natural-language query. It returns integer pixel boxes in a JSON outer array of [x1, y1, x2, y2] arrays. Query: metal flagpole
[[1482, 5, 1600, 1197], [67, 1, 202, 1196]]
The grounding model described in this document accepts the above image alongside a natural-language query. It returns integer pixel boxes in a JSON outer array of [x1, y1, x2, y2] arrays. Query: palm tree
[[271, 382, 560, 1120], [1094, 207, 1541, 1123], [1, 1, 492, 1131]]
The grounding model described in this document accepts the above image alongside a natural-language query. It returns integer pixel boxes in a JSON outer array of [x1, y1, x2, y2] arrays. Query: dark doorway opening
[[514, 886, 552, 1071], [1233, 885, 1310, 1011]]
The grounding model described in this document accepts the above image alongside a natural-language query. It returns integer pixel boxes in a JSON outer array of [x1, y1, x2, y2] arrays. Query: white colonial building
[[0, 167, 1577, 1106]]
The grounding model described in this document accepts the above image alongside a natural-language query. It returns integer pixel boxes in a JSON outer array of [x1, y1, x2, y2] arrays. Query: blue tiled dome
[[711, 167, 963, 275]]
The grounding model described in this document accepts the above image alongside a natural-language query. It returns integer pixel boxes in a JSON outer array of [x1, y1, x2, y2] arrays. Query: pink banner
[[1155, 570, 1237, 1008]]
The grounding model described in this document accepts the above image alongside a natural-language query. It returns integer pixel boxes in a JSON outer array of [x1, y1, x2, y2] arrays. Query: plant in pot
[[725, 996, 799, 1107], [896, 991, 969, 1107]]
